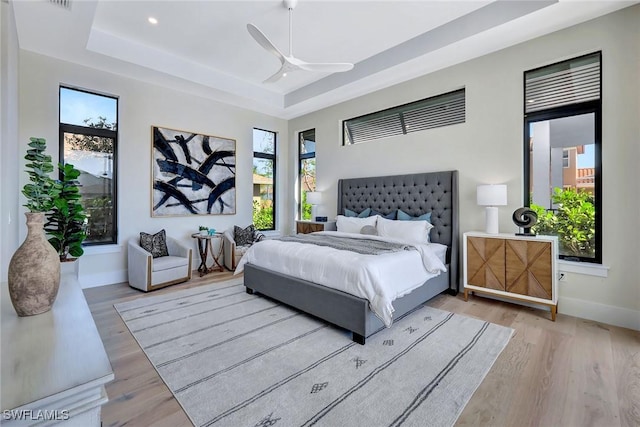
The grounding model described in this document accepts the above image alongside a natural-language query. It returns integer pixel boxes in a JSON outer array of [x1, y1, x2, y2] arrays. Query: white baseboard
[[79, 269, 127, 289], [558, 296, 640, 331], [465, 291, 639, 331]]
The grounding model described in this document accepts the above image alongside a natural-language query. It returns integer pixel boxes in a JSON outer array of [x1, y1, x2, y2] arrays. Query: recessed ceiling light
[[148, 17, 158, 25], [527, 99, 536, 103], [283, 73, 288, 77]]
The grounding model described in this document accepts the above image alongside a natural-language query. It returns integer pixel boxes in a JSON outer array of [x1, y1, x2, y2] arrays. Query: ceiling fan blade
[[248, 4, 353, 83], [247, 24, 285, 63], [297, 62, 354, 73], [263, 65, 287, 83]]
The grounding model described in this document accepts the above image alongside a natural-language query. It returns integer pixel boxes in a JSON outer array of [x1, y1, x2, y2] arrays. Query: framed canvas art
[[151, 126, 236, 217]]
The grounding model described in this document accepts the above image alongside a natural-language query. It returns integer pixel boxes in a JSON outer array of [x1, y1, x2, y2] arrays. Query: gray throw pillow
[[139, 229, 169, 258], [234, 225, 255, 246], [360, 225, 378, 236]]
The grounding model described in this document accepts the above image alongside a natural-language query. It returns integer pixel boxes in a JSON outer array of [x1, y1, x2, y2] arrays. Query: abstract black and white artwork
[[152, 126, 236, 217]]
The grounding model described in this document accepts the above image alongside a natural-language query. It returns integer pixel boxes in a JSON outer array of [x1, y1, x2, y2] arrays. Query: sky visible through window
[[60, 87, 117, 126], [577, 144, 594, 168]]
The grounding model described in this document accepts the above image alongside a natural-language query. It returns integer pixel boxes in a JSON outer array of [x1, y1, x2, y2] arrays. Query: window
[[298, 129, 316, 220], [59, 86, 118, 245], [252, 128, 276, 230], [342, 89, 465, 145], [562, 149, 570, 168], [523, 52, 601, 263]]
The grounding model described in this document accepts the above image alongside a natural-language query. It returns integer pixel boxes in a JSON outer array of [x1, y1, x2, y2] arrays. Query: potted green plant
[[8, 137, 62, 316], [45, 162, 87, 262], [199, 225, 209, 236]]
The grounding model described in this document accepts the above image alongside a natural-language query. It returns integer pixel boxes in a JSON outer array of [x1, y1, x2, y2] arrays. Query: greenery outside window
[[253, 128, 276, 230], [59, 86, 118, 245], [299, 129, 316, 220], [523, 52, 601, 263]]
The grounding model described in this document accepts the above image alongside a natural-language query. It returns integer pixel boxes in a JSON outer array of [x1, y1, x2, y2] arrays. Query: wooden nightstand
[[463, 231, 559, 320], [296, 220, 337, 234]]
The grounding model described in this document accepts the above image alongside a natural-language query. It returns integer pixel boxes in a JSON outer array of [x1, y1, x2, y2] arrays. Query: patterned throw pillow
[[234, 225, 255, 247], [139, 229, 169, 258]]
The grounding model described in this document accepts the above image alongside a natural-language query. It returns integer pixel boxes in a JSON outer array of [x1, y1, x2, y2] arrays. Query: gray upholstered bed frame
[[244, 170, 459, 344]]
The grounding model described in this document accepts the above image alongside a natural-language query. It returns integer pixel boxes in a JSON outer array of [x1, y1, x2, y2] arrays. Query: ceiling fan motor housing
[[284, 0, 298, 10]]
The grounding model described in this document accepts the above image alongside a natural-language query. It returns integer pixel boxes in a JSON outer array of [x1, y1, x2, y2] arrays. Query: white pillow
[[376, 216, 433, 245], [336, 215, 377, 234]]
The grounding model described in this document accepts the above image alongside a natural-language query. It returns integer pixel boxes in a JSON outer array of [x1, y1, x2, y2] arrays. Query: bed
[[241, 170, 459, 344]]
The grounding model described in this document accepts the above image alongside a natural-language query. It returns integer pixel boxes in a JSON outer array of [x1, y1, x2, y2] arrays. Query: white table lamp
[[477, 184, 507, 234], [306, 191, 322, 220]]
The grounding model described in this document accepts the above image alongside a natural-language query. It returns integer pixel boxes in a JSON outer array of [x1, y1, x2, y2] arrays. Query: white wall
[[1, 1, 20, 281], [288, 6, 640, 329], [4, 4, 638, 329], [13, 51, 288, 287]]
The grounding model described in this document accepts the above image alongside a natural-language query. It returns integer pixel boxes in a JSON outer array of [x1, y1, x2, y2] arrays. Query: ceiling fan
[[247, 0, 354, 83]]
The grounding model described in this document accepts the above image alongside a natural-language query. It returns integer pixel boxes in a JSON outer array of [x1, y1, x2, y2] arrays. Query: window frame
[[58, 85, 119, 246], [298, 128, 316, 220], [523, 52, 602, 264], [252, 127, 277, 231]]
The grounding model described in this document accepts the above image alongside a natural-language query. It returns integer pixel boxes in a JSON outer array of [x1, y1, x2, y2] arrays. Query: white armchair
[[128, 237, 192, 292], [222, 226, 265, 270], [223, 228, 246, 271]]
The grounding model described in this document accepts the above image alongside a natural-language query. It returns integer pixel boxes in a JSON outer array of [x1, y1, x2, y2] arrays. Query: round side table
[[191, 233, 224, 276]]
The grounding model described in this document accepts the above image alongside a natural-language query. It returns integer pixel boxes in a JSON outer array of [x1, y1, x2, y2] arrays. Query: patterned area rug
[[115, 278, 513, 427]]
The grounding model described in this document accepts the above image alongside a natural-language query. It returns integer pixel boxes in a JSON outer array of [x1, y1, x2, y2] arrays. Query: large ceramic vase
[[8, 212, 61, 316]]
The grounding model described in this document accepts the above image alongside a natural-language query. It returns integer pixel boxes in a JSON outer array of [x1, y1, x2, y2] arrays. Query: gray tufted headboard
[[337, 170, 459, 292]]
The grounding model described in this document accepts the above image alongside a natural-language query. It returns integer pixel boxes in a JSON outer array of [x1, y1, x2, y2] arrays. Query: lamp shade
[[477, 184, 507, 206], [306, 191, 322, 205]]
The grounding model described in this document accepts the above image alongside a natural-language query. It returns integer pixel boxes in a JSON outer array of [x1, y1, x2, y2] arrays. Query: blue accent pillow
[[344, 207, 371, 218], [370, 209, 396, 220], [397, 209, 432, 223]]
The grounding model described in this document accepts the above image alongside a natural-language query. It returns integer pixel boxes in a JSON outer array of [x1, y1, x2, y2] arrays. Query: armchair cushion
[[139, 229, 169, 258], [152, 255, 190, 272]]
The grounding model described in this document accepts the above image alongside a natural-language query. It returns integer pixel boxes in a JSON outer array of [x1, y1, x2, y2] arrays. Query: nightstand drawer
[[296, 220, 337, 234]]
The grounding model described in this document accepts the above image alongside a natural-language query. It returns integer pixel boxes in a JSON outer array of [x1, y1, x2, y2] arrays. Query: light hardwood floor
[[84, 273, 639, 427]]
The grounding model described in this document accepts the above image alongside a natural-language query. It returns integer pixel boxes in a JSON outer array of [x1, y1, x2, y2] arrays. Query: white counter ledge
[[1, 273, 114, 426]]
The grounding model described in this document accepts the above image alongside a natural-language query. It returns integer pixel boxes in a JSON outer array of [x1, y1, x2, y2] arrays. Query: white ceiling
[[11, 0, 638, 119]]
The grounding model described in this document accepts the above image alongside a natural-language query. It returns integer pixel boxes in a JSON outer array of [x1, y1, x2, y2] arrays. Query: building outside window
[[59, 86, 118, 245], [524, 52, 601, 263], [252, 128, 276, 230], [298, 129, 316, 220]]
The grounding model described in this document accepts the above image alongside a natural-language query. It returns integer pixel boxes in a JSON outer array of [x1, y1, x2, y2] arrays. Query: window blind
[[525, 53, 600, 114], [343, 89, 465, 145]]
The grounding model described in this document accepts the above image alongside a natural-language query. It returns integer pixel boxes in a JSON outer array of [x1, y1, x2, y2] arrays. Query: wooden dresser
[[463, 232, 558, 320], [296, 220, 337, 234], [1, 273, 114, 425]]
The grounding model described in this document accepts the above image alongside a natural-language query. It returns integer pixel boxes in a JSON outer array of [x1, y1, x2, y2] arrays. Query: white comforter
[[234, 231, 447, 327]]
